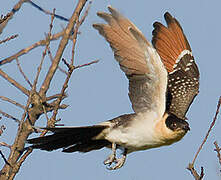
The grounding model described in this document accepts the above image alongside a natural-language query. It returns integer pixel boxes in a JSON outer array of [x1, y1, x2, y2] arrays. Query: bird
[[27, 6, 199, 170]]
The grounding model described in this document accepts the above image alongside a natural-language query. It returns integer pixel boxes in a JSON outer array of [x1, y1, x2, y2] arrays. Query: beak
[[182, 124, 190, 132]]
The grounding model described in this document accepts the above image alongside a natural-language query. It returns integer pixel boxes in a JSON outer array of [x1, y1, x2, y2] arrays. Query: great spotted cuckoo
[[27, 6, 199, 170]]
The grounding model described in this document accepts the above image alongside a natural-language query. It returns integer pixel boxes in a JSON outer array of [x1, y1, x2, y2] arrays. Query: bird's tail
[[27, 125, 110, 153]]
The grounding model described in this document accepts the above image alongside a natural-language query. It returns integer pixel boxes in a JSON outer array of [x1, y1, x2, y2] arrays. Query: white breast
[[105, 111, 165, 152]]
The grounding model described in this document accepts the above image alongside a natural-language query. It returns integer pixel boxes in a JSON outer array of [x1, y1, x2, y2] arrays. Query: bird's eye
[[171, 123, 177, 129]]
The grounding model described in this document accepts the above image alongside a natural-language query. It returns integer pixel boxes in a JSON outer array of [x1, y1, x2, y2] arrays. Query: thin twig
[[47, 46, 68, 75], [0, 150, 11, 166], [49, 58, 74, 121], [0, 125, 6, 136], [35, 9, 56, 123], [70, 1, 92, 65], [0, 34, 18, 44], [214, 141, 221, 167], [0, 0, 28, 34], [187, 96, 221, 179], [0, 30, 65, 66], [11, 148, 33, 179], [46, 93, 67, 101], [0, 1, 88, 179], [39, 0, 87, 97], [28, 1, 69, 21], [32, 9, 56, 93], [46, 10, 69, 76], [16, 148, 32, 166], [0, 69, 30, 96], [75, 59, 99, 69], [0, 109, 20, 123], [16, 57, 32, 88], [187, 164, 204, 180], [0, 142, 11, 149], [79, 1, 92, 26], [191, 96, 221, 165], [0, 13, 11, 24], [0, 96, 25, 109]]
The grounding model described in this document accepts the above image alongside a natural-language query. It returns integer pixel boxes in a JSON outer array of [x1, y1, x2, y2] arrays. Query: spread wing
[[93, 6, 167, 115], [152, 12, 199, 120]]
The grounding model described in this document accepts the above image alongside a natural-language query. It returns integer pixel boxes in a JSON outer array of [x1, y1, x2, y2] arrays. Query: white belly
[[105, 111, 164, 152]]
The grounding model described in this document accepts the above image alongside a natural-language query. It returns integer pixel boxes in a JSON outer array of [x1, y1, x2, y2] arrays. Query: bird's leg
[[107, 147, 128, 170], [104, 143, 116, 165], [110, 147, 127, 170]]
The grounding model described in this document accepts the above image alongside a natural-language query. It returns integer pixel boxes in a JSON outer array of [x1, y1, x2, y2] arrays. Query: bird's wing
[[93, 6, 167, 115], [152, 12, 199, 120]]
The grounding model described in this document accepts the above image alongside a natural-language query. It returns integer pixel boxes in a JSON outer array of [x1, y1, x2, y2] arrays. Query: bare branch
[[187, 164, 204, 180], [0, 1, 89, 179], [9, 148, 33, 180], [0, 150, 11, 167], [28, 1, 69, 21], [0, 0, 28, 34], [79, 1, 92, 26], [191, 96, 221, 165], [0, 109, 20, 123], [187, 96, 221, 179], [0, 142, 11, 149], [0, 34, 18, 44], [0, 125, 6, 136], [0, 30, 64, 66], [0, 96, 25, 109], [214, 141, 221, 168], [75, 59, 99, 70], [32, 8, 55, 92], [46, 93, 67, 101], [16, 58, 32, 88], [0, 69, 30, 96], [0, 12, 13, 35], [0, 13, 11, 24], [47, 46, 68, 75], [39, 0, 88, 97]]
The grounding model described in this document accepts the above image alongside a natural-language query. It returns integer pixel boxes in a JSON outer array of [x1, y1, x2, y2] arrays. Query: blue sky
[[0, 0, 221, 179]]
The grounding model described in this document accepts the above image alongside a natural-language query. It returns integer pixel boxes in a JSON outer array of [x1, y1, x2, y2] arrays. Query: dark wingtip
[[164, 12, 173, 25]]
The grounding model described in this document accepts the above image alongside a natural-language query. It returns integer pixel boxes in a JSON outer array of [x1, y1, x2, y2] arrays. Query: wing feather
[[152, 12, 199, 119], [93, 6, 167, 115]]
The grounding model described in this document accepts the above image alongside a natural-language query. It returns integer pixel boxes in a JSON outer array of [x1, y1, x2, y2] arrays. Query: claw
[[104, 143, 127, 170], [107, 155, 126, 170], [104, 153, 116, 165], [104, 143, 116, 165]]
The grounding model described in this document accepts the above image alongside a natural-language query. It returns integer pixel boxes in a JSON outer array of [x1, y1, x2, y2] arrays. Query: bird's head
[[165, 114, 190, 141], [166, 115, 190, 132]]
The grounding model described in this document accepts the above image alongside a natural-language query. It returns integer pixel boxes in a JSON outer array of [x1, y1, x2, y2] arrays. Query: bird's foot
[[104, 143, 117, 166], [103, 153, 116, 165], [104, 145, 127, 170], [106, 155, 126, 170]]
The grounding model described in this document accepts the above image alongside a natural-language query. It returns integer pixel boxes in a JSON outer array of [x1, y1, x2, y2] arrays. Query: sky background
[[0, 0, 221, 180]]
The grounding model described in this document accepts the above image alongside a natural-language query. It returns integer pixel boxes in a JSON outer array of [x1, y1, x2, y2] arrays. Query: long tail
[[27, 125, 110, 153]]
